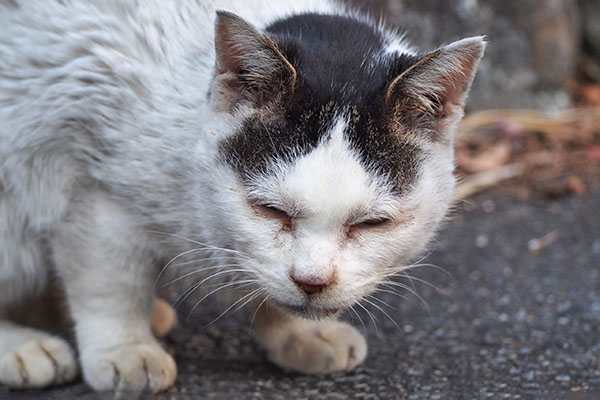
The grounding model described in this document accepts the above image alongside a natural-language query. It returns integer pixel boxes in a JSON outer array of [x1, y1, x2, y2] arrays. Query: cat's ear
[[386, 37, 486, 141], [212, 11, 297, 110]]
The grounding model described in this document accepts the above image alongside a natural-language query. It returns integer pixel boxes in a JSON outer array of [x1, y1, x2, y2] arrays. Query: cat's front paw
[[270, 321, 367, 374], [82, 341, 176, 393], [0, 337, 77, 389]]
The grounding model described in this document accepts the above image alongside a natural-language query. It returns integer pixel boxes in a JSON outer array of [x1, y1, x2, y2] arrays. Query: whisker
[[205, 288, 263, 328], [248, 296, 270, 334], [234, 289, 266, 313], [380, 280, 421, 299], [185, 279, 258, 323], [195, 279, 259, 290], [365, 295, 402, 332], [387, 263, 452, 279], [372, 287, 416, 306], [173, 269, 253, 306], [168, 255, 239, 269], [155, 247, 208, 287], [147, 230, 253, 260], [395, 252, 432, 271], [404, 263, 452, 277], [381, 281, 430, 314], [396, 273, 445, 293], [356, 301, 380, 337], [347, 304, 367, 333], [159, 264, 242, 289]]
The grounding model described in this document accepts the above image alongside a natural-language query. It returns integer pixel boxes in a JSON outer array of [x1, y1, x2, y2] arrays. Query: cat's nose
[[291, 273, 335, 295]]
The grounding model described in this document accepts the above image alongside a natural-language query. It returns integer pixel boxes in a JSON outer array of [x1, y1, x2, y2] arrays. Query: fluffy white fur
[[0, 0, 484, 393]]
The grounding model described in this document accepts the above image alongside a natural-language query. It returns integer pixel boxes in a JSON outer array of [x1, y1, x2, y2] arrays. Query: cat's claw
[[271, 321, 367, 374], [82, 342, 176, 393], [0, 337, 77, 389]]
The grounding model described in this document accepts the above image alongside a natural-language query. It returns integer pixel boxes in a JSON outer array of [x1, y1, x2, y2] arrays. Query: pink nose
[[291, 274, 335, 295]]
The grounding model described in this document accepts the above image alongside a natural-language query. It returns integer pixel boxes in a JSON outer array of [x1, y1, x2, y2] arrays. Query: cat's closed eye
[[353, 217, 392, 228], [253, 202, 293, 229], [347, 211, 415, 237], [346, 216, 393, 239]]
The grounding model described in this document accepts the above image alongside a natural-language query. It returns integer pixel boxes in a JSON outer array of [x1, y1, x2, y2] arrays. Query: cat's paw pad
[[82, 342, 176, 393], [0, 337, 77, 388], [274, 321, 367, 374]]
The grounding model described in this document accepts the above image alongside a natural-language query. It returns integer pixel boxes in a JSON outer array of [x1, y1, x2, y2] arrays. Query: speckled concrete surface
[[3, 190, 599, 399]]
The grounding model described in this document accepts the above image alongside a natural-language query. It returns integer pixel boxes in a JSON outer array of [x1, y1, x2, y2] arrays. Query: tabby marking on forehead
[[218, 13, 425, 192], [220, 102, 422, 194]]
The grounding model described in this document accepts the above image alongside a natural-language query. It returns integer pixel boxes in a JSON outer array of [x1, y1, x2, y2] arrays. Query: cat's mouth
[[275, 301, 343, 319]]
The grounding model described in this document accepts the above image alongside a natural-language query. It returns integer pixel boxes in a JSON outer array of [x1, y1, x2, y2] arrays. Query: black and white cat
[[0, 0, 485, 394]]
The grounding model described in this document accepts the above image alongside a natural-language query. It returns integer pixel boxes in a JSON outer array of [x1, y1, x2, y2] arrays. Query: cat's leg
[[52, 193, 176, 393], [150, 298, 177, 339], [253, 304, 367, 374], [0, 321, 77, 388]]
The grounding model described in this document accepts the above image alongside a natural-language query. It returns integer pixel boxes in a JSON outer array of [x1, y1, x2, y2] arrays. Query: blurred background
[[348, 0, 600, 202]]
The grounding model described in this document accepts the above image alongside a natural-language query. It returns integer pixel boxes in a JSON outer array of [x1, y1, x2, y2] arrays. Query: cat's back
[[0, 0, 220, 302], [0, 0, 342, 303], [0, 0, 342, 190], [0, 0, 338, 142], [0, 0, 220, 185]]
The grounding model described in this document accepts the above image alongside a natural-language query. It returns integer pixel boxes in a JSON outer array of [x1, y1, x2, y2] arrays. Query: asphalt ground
[[3, 189, 599, 399]]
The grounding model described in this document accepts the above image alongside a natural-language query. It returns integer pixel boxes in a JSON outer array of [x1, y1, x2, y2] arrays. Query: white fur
[[0, 323, 77, 389], [0, 0, 482, 392], [0, 0, 338, 305], [233, 114, 456, 312]]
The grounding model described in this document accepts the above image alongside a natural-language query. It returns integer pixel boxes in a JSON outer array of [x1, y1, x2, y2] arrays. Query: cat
[[0, 0, 485, 394]]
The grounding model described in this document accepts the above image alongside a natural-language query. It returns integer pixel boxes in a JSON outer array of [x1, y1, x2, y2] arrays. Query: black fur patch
[[219, 13, 423, 193]]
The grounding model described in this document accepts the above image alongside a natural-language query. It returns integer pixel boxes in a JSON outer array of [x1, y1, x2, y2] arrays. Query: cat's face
[[215, 112, 455, 317], [205, 12, 484, 317]]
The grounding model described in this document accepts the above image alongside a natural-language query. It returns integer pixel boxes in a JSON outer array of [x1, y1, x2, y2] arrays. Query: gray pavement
[[3, 190, 599, 399]]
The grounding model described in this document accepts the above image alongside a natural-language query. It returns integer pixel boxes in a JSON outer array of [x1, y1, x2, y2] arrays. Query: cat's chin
[[272, 301, 344, 320]]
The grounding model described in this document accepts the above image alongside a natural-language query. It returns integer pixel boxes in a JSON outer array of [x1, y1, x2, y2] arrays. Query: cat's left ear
[[386, 37, 486, 141], [211, 11, 297, 110]]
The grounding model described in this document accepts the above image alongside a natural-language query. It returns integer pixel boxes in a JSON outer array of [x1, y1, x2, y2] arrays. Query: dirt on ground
[[4, 188, 599, 400]]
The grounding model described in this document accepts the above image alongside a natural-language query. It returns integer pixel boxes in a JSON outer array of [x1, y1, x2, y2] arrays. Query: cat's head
[[205, 11, 485, 318]]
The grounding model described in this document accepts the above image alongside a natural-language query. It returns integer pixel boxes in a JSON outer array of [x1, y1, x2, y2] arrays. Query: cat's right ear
[[211, 11, 297, 111], [385, 37, 486, 142]]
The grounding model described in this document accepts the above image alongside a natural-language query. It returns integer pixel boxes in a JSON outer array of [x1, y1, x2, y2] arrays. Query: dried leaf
[[454, 164, 522, 202], [527, 230, 559, 254], [457, 140, 512, 173], [454, 106, 600, 199], [579, 84, 600, 106], [588, 145, 600, 160], [567, 175, 586, 196]]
